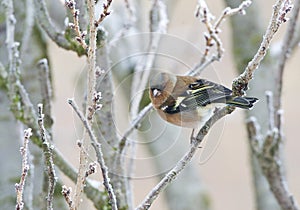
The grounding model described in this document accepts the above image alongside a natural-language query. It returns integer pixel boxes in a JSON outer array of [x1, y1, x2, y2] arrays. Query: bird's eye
[[151, 88, 161, 97]]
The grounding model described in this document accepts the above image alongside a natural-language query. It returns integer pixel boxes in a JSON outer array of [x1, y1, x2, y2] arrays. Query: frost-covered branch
[[15, 129, 32, 210], [37, 104, 57, 210], [68, 99, 118, 210]]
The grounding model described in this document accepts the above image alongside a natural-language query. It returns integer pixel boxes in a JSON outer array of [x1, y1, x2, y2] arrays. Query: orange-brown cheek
[[150, 91, 170, 109]]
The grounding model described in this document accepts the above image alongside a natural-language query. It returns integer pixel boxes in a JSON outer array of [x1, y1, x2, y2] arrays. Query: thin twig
[[246, 117, 263, 154], [95, 0, 113, 26], [266, 91, 275, 131], [118, 103, 153, 153], [191, 0, 252, 76], [15, 128, 32, 210], [232, 0, 291, 96], [274, 0, 300, 120], [136, 106, 234, 210], [62, 185, 73, 209], [37, 59, 54, 132], [68, 98, 118, 210], [214, 0, 252, 29], [65, 0, 88, 49], [37, 104, 57, 210]]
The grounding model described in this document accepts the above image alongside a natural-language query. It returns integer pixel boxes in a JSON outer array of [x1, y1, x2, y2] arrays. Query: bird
[[149, 72, 258, 128]]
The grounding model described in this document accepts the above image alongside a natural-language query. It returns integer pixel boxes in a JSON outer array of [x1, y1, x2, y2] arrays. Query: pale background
[[50, 1, 300, 209]]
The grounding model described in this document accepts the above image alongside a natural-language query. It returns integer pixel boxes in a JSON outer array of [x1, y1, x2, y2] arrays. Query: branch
[[248, 93, 299, 210], [37, 59, 54, 131], [95, 0, 113, 26], [33, 0, 72, 50], [274, 0, 300, 119], [232, 0, 292, 96], [65, 0, 88, 49], [136, 106, 234, 210], [37, 104, 57, 210], [0, 38, 107, 208], [15, 128, 32, 210], [68, 99, 118, 210], [72, 0, 99, 206], [246, 117, 263, 154], [190, 0, 252, 76], [118, 103, 153, 153], [136, 1, 292, 208], [61, 185, 73, 209]]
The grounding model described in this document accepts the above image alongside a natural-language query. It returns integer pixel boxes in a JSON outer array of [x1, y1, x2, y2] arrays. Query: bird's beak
[[152, 89, 161, 97]]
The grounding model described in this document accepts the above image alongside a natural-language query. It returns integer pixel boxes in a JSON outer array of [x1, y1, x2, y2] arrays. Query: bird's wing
[[162, 79, 232, 114]]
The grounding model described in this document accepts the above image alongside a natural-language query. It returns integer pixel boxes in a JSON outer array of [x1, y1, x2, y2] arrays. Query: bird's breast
[[157, 105, 215, 128]]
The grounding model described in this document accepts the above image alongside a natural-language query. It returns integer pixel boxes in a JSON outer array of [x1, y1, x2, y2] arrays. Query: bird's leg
[[213, 106, 220, 113], [190, 128, 195, 144]]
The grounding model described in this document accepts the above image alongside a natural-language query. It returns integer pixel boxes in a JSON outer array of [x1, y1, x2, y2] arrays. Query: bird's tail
[[226, 96, 258, 109]]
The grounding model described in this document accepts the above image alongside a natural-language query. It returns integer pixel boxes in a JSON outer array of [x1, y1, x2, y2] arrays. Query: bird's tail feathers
[[226, 96, 258, 109]]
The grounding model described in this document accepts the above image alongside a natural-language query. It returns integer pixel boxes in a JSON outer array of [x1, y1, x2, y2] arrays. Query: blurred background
[[1, 0, 299, 209], [49, 1, 300, 210]]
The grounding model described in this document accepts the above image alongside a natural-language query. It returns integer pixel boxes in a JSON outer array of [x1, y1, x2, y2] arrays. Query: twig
[[62, 185, 73, 209], [37, 104, 57, 210], [118, 103, 153, 153], [85, 161, 97, 177], [72, 0, 98, 207], [37, 59, 54, 131], [266, 91, 275, 131], [136, 106, 234, 210], [246, 117, 263, 154], [95, 0, 113, 27], [15, 128, 32, 210], [232, 0, 291, 96], [191, 0, 252, 76], [68, 98, 118, 210], [65, 0, 88, 49], [214, 0, 252, 29], [274, 0, 300, 120], [25, 144, 34, 210], [33, 0, 72, 50]]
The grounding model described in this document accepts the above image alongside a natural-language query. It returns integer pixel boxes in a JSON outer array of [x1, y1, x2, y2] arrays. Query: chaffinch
[[149, 72, 258, 128]]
